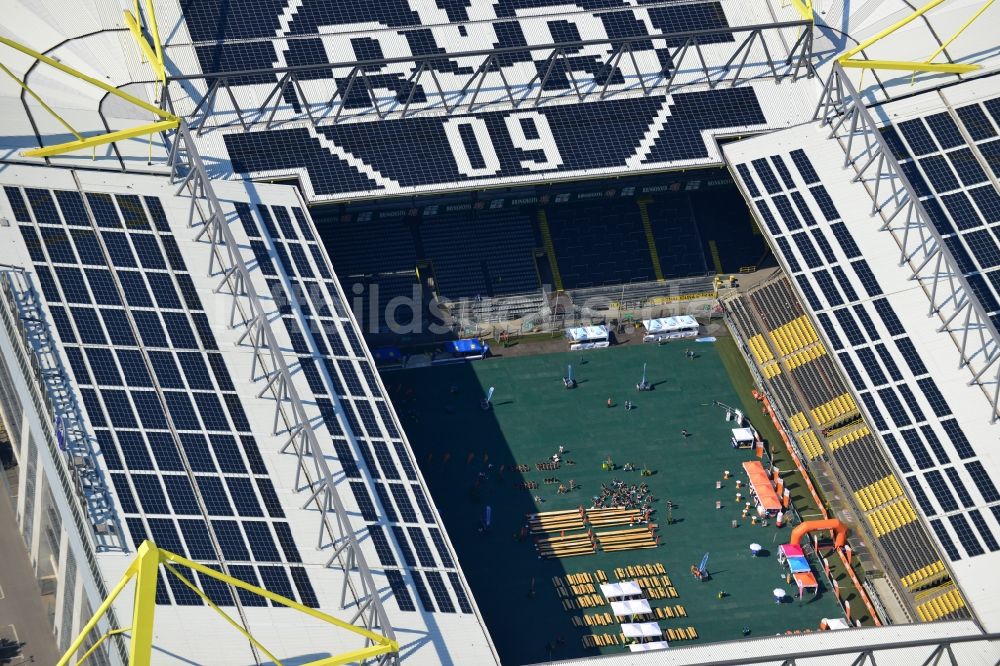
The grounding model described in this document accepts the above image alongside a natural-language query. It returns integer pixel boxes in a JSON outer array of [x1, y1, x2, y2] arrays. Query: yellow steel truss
[[787, 0, 813, 21], [58, 540, 399, 666], [0, 34, 177, 158], [838, 0, 993, 75], [124, 0, 166, 85]]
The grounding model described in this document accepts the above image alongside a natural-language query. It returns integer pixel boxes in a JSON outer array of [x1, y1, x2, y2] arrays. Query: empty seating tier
[[916, 589, 966, 622], [854, 476, 904, 512], [866, 498, 917, 538], [901, 560, 946, 590]]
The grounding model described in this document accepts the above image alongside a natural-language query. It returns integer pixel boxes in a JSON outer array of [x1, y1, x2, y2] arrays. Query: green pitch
[[388, 339, 843, 664]]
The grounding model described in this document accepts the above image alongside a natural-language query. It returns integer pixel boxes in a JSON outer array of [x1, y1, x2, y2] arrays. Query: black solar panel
[[411, 572, 436, 612], [945, 467, 975, 508], [770, 155, 796, 189], [449, 572, 474, 613], [813, 270, 843, 306], [901, 429, 933, 472], [423, 570, 456, 612], [880, 432, 910, 471], [907, 477, 936, 516], [837, 352, 865, 391], [386, 570, 416, 611], [898, 118, 938, 155], [790, 191, 816, 228], [776, 237, 800, 273], [407, 527, 437, 567], [790, 149, 819, 184], [968, 510, 999, 552], [956, 103, 997, 141], [948, 514, 984, 557], [879, 389, 912, 429], [772, 195, 801, 231], [965, 460, 1000, 501]]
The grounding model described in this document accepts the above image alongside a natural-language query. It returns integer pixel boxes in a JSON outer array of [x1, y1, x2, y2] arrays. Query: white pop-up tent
[[566, 325, 610, 350], [731, 427, 756, 449], [642, 316, 699, 342]]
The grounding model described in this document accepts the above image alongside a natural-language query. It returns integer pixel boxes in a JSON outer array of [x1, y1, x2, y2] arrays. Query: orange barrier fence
[[757, 393, 881, 627]]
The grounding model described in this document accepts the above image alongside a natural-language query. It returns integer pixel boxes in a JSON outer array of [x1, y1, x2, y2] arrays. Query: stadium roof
[[0, 161, 497, 664], [536, 620, 1000, 665], [723, 68, 1000, 632]]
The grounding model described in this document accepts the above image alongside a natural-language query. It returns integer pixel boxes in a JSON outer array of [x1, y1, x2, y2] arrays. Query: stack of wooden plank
[[597, 526, 658, 552], [527, 508, 585, 534], [632, 575, 677, 599], [585, 507, 648, 528], [535, 531, 595, 559], [666, 627, 698, 640], [562, 594, 604, 610]]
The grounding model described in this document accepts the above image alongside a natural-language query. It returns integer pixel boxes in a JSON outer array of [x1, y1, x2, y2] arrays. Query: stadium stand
[[544, 199, 656, 289], [6, 0, 1000, 662], [722, 275, 966, 622], [420, 208, 538, 298], [645, 197, 711, 278]]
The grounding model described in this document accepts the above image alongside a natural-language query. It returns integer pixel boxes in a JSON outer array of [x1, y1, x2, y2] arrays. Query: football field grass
[[389, 338, 843, 664]]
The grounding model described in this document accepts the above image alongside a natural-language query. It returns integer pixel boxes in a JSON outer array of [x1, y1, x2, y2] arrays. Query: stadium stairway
[[636, 197, 665, 281], [537, 209, 564, 292]]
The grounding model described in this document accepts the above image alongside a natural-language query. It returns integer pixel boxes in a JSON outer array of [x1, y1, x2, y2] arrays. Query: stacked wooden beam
[[615, 563, 665, 579], [526, 508, 585, 534], [666, 627, 698, 640], [586, 507, 648, 528], [633, 575, 677, 599], [597, 526, 659, 552], [535, 530, 596, 559], [582, 633, 620, 648]]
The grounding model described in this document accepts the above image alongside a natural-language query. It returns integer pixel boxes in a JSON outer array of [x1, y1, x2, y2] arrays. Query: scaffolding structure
[[160, 20, 814, 135], [164, 119, 401, 663], [815, 61, 1000, 418]]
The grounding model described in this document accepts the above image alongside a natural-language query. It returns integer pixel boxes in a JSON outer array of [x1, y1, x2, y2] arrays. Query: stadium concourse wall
[[445, 274, 718, 338]]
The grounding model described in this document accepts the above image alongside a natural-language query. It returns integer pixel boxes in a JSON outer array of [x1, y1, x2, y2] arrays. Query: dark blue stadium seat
[[419, 209, 538, 298], [544, 198, 654, 288]]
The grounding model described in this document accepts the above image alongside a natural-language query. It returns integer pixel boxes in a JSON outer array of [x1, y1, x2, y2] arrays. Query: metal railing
[[165, 120, 398, 663], [0, 270, 125, 551], [0, 269, 128, 664], [815, 62, 1000, 421], [161, 20, 814, 134]]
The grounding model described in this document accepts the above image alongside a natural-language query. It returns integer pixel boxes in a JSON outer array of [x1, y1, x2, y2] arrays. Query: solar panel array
[[4, 185, 318, 608], [182, 0, 733, 92], [880, 98, 1000, 330], [4, 183, 473, 615], [223, 87, 769, 199], [175, 0, 786, 199], [732, 148, 1000, 563], [235, 200, 473, 614]]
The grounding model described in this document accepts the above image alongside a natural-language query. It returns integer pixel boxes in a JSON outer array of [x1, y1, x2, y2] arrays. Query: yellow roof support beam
[[788, 0, 813, 21], [124, 0, 166, 85], [839, 59, 978, 73], [21, 118, 180, 158], [58, 540, 400, 666], [838, 0, 992, 74], [0, 34, 178, 157]]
